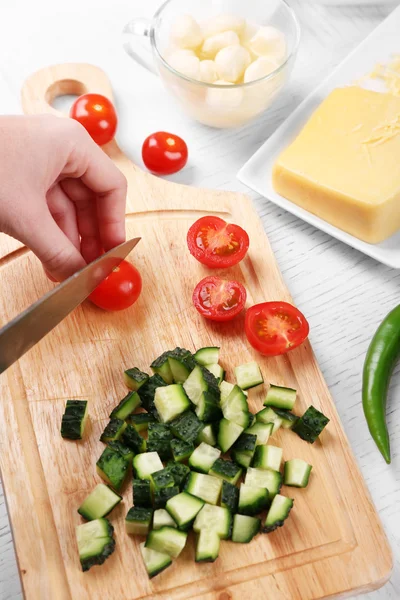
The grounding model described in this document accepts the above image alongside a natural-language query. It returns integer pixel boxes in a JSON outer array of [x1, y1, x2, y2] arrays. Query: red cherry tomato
[[70, 94, 117, 146], [245, 301, 309, 356], [89, 260, 142, 311], [187, 216, 249, 269], [192, 276, 247, 322], [142, 131, 188, 175]]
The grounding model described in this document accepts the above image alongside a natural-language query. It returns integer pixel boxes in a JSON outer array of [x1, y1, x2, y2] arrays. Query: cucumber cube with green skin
[[154, 384, 191, 423], [61, 400, 89, 440], [167, 462, 191, 490], [170, 439, 194, 462], [145, 526, 187, 558], [222, 385, 250, 429], [121, 425, 147, 454], [189, 442, 221, 474], [78, 484, 122, 521], [231, 449, 254, 469], [218, 419, 244, 453], [235, 361, 264, 390], [221, 481, 239, 513], [146, 440, 171, 461], [204, 363, 225, 384], [264, 384, 297, 410], [140, 542, 172, 579], [196, 423, 217, 446], [108, 441, 134, 463], [209, 458, 242, 485], [129, 413, 156, 432], [256, 407, 283, 434], [167, 347, 196, 383], [245, 467, 282, 498], [253, 445, 283, 472], [138, 374, 167, 416], [185, 472, 222, 505], [126, 506, 153, 535], [231, 433, 257, 468], [151, 351, 174, 384], [151, 468, 175, 491], [292, 405, 330, 443], [153, 509, 177, 530], [133, 479, 152, 507], [96, 446, 130, 492], [133, 452, 163, 480], [170, 411, 204, 443], [193, 504, 232, 539], [154, 486, 180, 509], [231, 514, 260, 543], [220, 381, 235, 408], [245, 422, 273, 445], [194, 347, 220, 366], [166, 492, 204, 529], [196, 391, 223, 423], [76, 518, 115, 572], [148, 423, 173, 460], [283, 459, 312, 488], [263, 494, 294, 533], [272, 409, 299, 429], [124, 367, 149, 391], [195, 530, 220, 562], [183, 365, 208, 406], [148, 423, 172, 441], [238, 484, 269, 516], [100, 418, 127, 443], [110, 391, 141, 420]]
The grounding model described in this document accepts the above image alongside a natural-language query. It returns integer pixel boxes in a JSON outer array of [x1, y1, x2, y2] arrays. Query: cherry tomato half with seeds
[[142, 131, 188, 175], [193, 276, 247, 322], [89, 260, 142, 311], [245, 301, 309, 356], [187, 216, 249, 269], [70, 93, 117, 146]]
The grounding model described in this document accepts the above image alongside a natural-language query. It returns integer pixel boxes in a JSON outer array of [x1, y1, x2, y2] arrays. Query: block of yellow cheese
[[272, 86, 400, 244]]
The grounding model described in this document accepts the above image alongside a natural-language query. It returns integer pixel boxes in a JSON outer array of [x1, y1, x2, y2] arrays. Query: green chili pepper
[[362, 304, 400, 464]]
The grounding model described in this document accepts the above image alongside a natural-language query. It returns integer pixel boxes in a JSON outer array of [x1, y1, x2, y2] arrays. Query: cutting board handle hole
[[46, 79, 88, 114]]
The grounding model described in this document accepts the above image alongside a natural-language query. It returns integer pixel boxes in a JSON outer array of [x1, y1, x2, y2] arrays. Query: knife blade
[[0, 237, 141, 374]]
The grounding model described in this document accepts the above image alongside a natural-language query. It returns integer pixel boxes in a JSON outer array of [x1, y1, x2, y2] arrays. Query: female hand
[[0, 114, 127, 281]]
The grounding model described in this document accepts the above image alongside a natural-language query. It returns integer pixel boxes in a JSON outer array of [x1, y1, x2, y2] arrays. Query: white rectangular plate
[[238, 5, 400, 269]]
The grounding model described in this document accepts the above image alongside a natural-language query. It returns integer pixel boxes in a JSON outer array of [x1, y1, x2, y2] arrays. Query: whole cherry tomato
[[70, 93, 117, 146], [142, 131, 188, 175], [89, 260, 142, 311]]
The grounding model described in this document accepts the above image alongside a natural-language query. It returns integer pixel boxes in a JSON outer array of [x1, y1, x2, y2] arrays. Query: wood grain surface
[[0, 2, 399, 600]]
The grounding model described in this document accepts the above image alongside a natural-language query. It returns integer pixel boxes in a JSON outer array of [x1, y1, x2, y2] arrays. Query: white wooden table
[[0, 1, 399, 598]]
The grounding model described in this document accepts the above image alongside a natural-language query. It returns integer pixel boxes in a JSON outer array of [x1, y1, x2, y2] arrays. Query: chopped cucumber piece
[[256, 407, 282, 434], [133, 479, 152, 508], [183, 365, 208, 406], [133, 452, 163, 480], [264, 384, 297, 410], [167, 462, 191, 490], [253, 445, 283, 472], [121, 424, 147, 454], [238, 484, 269, 516], [232, 433, 257, 453], [147, 423, 172, 460], [245, 467, 282, 498], [264, 494, 294, 533], [166, 492, 204, 529], [96, 446, 130, 492], [139, 542, 172, 579], [154, 384, 191, 423], [235, 361, 263, 390], [231, 449, 253, 469], [170, 411, 204, 443], [110, 391, 141, 420], [196, 423, 217, 446], [151, 468, 175, 491], [170, 439, 194, 462], [247, 413, 255, 427], [151, 351, 174, 384], [193, 504, 232, 539], [76, 518, 115, 572], [218, 419, 244, 453], [209, 458, 242, 485], [100, 418, 127, 443], [232, 514, 260, 543], [61, 400, 88, 440], [154, 486, 179, 508], [145, 526, 187, 558], [194, 347, 220, 366], [220, 381, 235, 407], [222, 385, 250, 428], [138, 374, 167, 416], [205, 363, 224, 384], [273, 408, 299, 429], [125, 506, 153, 535], [129, 413, 156, 432], [196, 529, 220, 562], [221, 481, 239, 513], [189, 442, 221, 473], [284, 459, 312, 488], [78, 484, 122, 521], [292, 405, 330, 443], [196, 391, 222, 422], [153, 509, 177, 529], [124, 367, 149, 391], [245, 422, 273, 445], [167, 348, 196, 383], [185, 472, 222, 505], [108, 441, 134, 463]]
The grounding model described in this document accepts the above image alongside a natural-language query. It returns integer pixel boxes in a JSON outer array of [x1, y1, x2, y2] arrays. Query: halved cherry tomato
[[89, 260, 142, 311], [193, 276, 247, 322], [142, 131, 188, 175], [187, 216, 249, 269], [245, 301, 309, 356], [70, 93, 117, 146]]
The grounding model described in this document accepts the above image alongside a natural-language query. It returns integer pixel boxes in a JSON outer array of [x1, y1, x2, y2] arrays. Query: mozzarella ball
[[199, 60, 218, 83], [244, 56, 278, 83], [215, 45, 251, 83], [206, 80, 244, 110], [203, 14, 246, 37], [170, 15, 203, 50], [240, 21, 259, 45], [201, 30, 240, 60], [168, 49, 200, 79], [247, 26, 286, 61]]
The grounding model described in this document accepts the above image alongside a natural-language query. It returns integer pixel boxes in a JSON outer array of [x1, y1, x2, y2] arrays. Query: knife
[[0, 237, 141, 375]]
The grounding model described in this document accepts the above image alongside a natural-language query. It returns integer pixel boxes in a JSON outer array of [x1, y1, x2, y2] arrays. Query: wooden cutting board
[[0, 63, 392, 600]]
